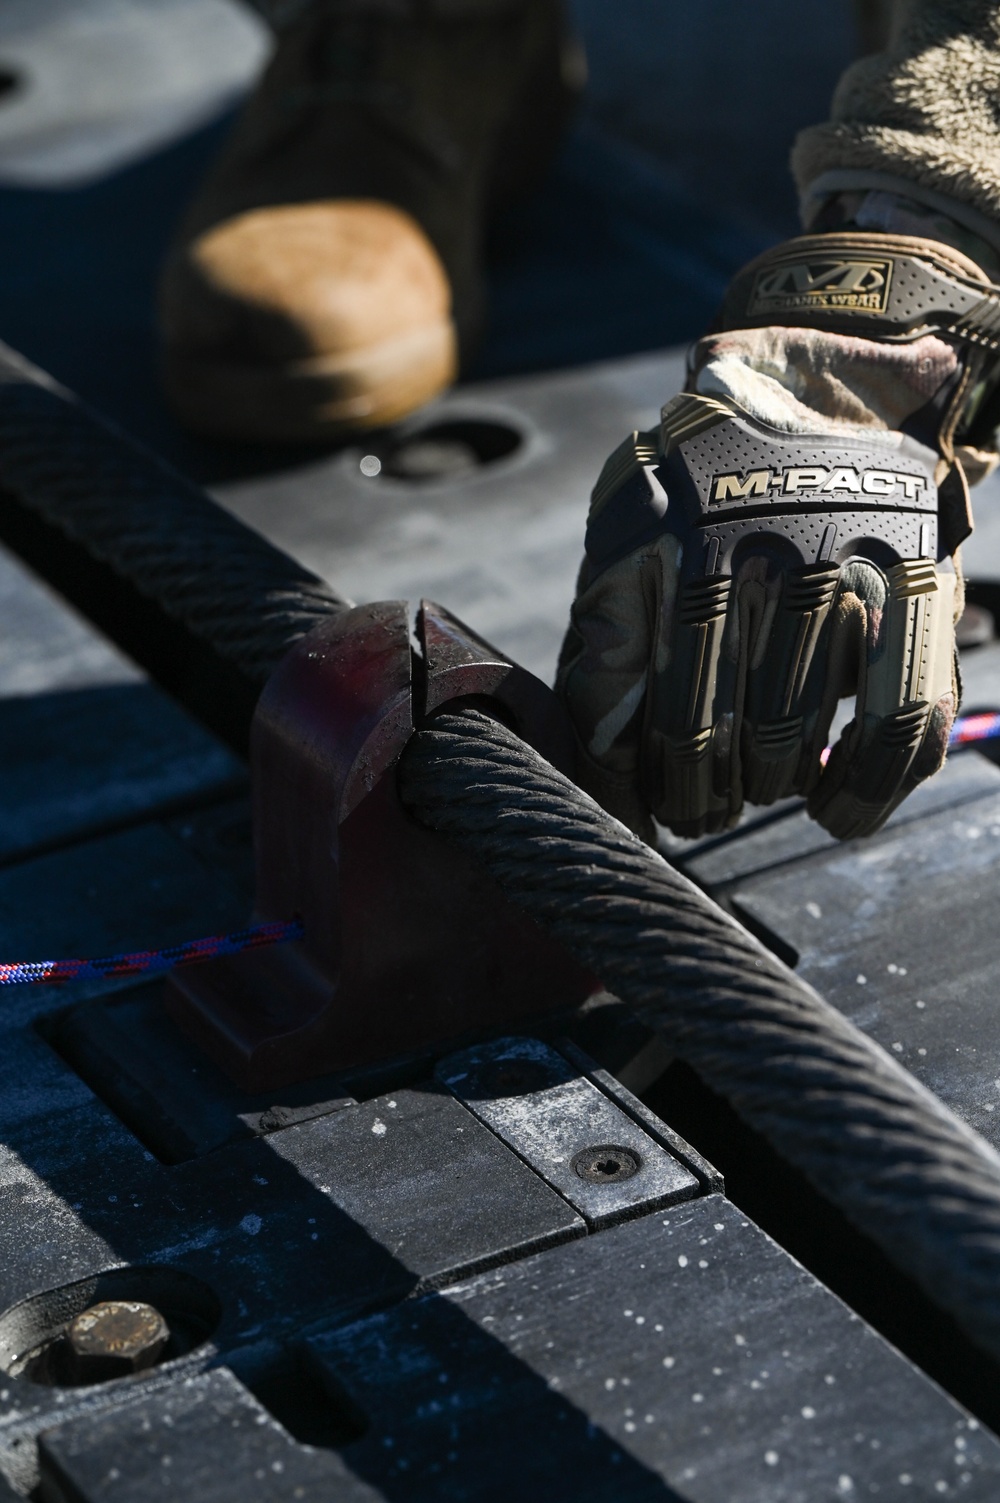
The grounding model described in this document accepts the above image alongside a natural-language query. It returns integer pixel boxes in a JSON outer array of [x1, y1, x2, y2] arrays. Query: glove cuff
[[719, 231, 1000, 352]]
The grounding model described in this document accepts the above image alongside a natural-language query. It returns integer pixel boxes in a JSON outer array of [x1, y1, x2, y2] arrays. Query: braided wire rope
[[400, 709, 1000, 1362], [0, 345, 349, 683]]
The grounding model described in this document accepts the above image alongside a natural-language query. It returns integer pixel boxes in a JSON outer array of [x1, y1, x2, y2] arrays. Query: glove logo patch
[[748, 257, 893, 317], [711, 465, 926, 504]]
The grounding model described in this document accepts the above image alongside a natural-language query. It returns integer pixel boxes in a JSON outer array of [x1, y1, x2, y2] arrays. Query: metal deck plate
[[314, 1197, 1000, 1500]]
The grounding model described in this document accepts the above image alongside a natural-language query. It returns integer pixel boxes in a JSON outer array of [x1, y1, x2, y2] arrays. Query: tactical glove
[[558, 230, 1000, 841]]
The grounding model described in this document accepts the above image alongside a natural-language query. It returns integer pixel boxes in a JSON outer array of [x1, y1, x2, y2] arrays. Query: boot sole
[[163, 319, 458, 444]]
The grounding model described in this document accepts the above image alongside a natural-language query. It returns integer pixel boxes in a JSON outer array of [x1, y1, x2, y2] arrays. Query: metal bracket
[[165, 600, 599, 1091]]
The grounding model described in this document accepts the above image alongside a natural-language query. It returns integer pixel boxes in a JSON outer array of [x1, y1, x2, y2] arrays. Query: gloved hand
[[557, 228, 1000, 841]]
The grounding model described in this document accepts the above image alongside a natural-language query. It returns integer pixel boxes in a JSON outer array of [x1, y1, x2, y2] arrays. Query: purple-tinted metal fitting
[[166, 600, 599, 1091]]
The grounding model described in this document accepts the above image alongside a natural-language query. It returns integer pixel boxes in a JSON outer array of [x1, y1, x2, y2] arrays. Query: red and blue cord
[[0, 918, 303, 988], [950, 711, 1000, 747]]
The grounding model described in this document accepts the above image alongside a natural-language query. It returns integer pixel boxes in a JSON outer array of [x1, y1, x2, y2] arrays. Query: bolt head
[[66, 1300, 169, 1382]]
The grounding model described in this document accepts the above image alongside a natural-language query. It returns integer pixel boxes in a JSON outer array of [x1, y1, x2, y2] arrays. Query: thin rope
[[951, 710, 1000, 746], [0, 919, 303, 987]]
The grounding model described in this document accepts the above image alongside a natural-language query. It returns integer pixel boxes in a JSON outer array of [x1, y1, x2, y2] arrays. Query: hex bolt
[[571, 1145, 641, 1184], [66, 1300, 169, 1383]]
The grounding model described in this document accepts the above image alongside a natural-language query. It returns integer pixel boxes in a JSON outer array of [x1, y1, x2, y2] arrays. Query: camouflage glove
[[558, 230, 1000, 841]]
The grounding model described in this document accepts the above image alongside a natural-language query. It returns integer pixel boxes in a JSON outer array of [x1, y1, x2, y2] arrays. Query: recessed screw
[[572, 1145, 641, 1184], [66, 1300, 169, 1383]]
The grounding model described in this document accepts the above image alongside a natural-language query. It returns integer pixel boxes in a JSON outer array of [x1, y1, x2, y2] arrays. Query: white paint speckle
[[916, 1000, 926, 1009], [734, 1334, 746, 1347], [240, 1213, 262, 1236], [801, 1406, 815, 1419], [691, 1394, 703, 1404], [677, 1255, 688, 1268], [764, 1451, 779, 1466], [899, 1475, 912, 1486], [806, 902, 822, 918], [604, 1379, 616, 1391], [892, 1042, 903, 1053], [624, 1421, 636, 1433], [838, 1477, 854, 1494], [856, 974, 867, 985], [887, 963, 898, 974], [372, 1119, 387, 1137], [662, 1357, 675, 1369], [698, 1259, 709, 1269]]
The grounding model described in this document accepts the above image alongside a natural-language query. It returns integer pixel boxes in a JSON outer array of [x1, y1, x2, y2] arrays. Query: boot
[[158, 0, 581, 443]]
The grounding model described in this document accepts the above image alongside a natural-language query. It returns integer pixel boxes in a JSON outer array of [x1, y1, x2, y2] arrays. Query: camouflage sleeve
[[793, 0, 1000, 238]]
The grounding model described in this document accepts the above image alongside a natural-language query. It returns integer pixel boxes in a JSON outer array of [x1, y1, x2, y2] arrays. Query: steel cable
[[400, 708, 1000, 1362], [0, 344, 349, 683]]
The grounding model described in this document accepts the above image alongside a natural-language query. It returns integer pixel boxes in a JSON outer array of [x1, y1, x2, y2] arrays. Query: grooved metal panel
[[313, 1196, 1000, 1502], [0, 1085, 583, 1491], [437, 1037, 699, 1228], [38, 1368, 379, 1503]]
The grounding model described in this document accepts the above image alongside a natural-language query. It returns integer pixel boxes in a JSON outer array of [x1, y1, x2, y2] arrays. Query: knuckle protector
[[584, 395, 945, 836]]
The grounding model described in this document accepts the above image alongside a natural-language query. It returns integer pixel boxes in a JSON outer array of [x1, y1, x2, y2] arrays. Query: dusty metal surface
[[437, 1038, 699, 1228]]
